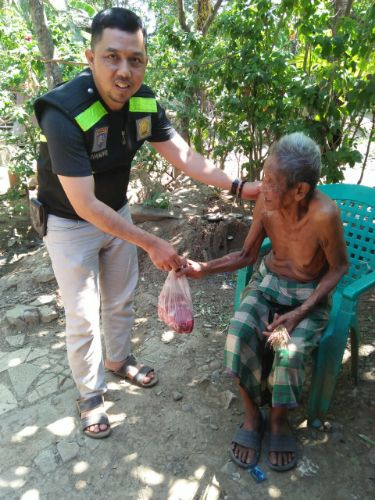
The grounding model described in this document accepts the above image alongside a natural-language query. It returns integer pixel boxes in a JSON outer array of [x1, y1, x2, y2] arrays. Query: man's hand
[[177, 259, 207, 279], [263, 309, 304, 337], [241, 181, 262, 201], [147, 239, 185, 272]]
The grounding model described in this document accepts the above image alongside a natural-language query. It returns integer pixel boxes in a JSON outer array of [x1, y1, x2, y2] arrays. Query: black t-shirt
[[38, 95, 176, 219]]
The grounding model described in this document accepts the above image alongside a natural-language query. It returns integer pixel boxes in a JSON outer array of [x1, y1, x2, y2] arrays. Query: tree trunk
[[176, 1, 223, 155], [334, 0, 353, 17], [28, 0, 62, 89], [201, 0, 224, 35], [196, 0, 212, 31], [332, 0, 353, 35], [176, 1, 193, 146]]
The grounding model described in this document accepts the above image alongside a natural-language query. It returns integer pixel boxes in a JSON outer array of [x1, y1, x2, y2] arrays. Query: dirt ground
[[0, 178, 374, 500]]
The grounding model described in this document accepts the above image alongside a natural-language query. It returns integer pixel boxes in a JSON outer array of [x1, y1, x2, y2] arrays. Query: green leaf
[[68, 0, 96, 17]]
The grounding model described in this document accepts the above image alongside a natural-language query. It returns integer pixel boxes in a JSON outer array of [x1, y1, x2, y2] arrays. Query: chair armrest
[[342, 271, 375, 300], [234, 238, 272, 311], [260, 238, 271, 255]]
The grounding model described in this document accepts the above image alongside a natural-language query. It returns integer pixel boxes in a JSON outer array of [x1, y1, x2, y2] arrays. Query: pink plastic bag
[[158, 271, 194, 334]]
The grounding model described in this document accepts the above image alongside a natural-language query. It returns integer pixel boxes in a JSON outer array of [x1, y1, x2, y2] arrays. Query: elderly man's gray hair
[[270, 132, 321, 197]]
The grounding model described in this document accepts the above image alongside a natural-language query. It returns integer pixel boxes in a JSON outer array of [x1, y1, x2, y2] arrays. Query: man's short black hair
[[91, 7, 147, 50]]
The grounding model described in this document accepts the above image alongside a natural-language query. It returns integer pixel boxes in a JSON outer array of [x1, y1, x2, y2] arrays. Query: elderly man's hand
[[176, 259, 207, 279], [263, 309, 305, 337]]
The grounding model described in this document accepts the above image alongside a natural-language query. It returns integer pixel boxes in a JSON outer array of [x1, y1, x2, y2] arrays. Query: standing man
[[34, 7, 260, 438]]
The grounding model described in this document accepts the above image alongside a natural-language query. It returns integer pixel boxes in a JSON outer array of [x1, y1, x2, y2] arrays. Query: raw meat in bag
[[158, 270, 194, 333]]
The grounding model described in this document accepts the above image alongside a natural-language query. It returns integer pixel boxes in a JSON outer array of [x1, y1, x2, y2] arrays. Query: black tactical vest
[[34, 69, 162, 219]]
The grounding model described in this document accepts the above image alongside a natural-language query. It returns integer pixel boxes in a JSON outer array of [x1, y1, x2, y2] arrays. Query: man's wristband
[[230, 178, 240, 196]]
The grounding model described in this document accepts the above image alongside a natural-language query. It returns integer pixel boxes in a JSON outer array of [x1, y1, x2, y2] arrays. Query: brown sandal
[[108, 354, 158, 388], [77, 394, 111, 439]]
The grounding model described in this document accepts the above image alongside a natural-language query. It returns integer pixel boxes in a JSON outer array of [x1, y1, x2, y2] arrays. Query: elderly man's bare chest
[[263, 213, 322, 264]]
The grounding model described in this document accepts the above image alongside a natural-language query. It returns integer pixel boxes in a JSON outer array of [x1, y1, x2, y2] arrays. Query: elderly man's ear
[[295, 182, 311, 201]]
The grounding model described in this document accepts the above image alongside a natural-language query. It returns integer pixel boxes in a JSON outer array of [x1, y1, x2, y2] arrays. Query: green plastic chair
[[234, 183, 375, 427]]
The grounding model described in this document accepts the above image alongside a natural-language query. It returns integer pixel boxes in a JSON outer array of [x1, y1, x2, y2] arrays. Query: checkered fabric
[[224, 259, 331, 408]]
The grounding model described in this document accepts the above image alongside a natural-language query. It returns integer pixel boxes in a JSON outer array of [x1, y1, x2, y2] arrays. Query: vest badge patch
[[92, 126, 108, 153], [136, 116, 152, 141]]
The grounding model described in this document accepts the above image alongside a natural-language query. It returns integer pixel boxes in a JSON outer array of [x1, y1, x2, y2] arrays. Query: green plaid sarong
[[224, 258, 330, 408]]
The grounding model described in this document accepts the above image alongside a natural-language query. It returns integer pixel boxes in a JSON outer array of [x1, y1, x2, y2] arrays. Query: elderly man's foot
[[105, 354, 158, 388], [266, 411, 297, 471], [230, 409, 265, 468]]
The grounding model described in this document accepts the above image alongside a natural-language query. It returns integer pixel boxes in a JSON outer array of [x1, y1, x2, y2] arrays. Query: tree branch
[[177, 0, 190, 32], [202, 0, 224, 35], [40, 58, 84, 66]]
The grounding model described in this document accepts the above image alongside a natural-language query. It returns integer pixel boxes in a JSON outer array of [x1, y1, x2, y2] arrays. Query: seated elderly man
[[182, 132, 348, 472]]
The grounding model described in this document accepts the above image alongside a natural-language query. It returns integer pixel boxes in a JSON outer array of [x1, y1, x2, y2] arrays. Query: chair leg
[[308, 350, 323, 428], [308, 326, 349, 426], [350, 325, 360, 385]]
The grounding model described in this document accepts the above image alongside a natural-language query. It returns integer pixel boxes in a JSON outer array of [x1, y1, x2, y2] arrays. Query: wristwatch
[[238, 180, 246, 200], [230, 178, 240, 195]]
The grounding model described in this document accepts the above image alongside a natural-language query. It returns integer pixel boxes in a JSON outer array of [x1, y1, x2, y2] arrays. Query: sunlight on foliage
[[0, 0, 373, 186]]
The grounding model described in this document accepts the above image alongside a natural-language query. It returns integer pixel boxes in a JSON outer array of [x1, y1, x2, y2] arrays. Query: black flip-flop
[[265, 433, 298, 472], [229, 409, 266, 469]]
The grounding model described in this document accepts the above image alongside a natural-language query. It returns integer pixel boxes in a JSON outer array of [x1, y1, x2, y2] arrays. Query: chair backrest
[[317, 184, 375, 290]]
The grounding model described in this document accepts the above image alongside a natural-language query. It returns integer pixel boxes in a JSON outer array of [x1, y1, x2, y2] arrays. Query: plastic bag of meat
[[158, 270, 194, 334]]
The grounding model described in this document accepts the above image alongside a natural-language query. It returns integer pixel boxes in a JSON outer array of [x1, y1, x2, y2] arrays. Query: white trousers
[[44, 204, 138, 399]]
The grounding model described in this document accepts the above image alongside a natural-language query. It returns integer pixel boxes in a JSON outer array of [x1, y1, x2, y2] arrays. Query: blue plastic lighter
[[249, 465, 266, 483]]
